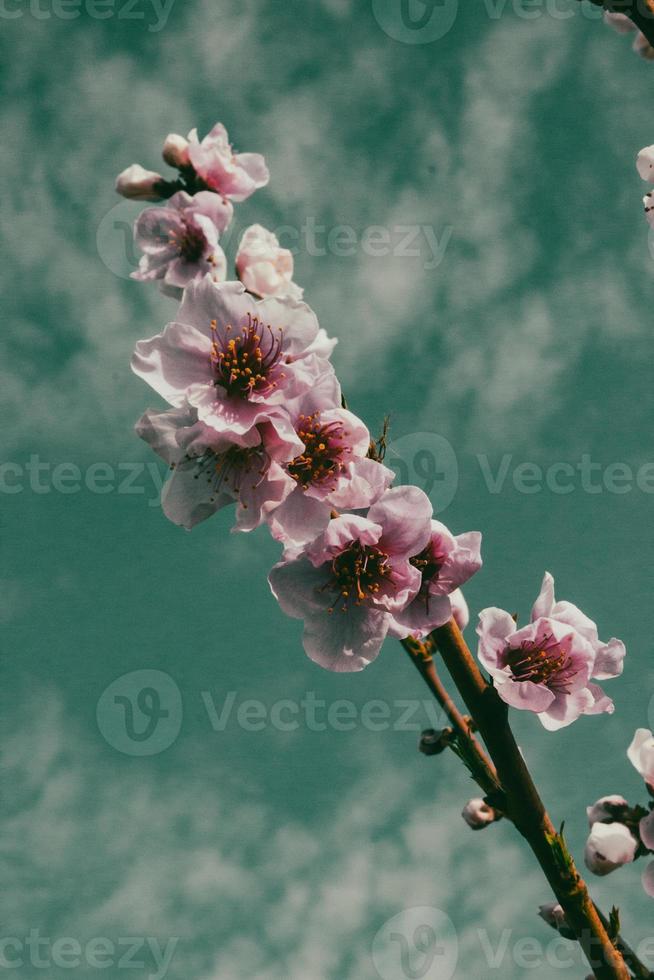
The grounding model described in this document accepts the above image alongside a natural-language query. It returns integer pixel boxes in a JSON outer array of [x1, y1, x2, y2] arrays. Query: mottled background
[[3, 0, 654, 977]]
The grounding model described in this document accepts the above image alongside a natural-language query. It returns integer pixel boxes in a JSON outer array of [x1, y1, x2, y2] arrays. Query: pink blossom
[[236, 224, 302, 300], [132, 278, 336, 444], [628, 728, 654, 789], [132, 192, 233, 289], [640, 811, 654, 850], [266, 376, 394, 556], [187, 123, 269, 202], [388, 522, 482, 639], [135, 404, 301, 531], [604, 11, 635, 34], [268, 486, 433, 672], [477, 573, 625, 730], [115, 163, 164, 201], [643, 860, 654, 897], [637, 145, 654, 182], [584, 822, 637, 876]]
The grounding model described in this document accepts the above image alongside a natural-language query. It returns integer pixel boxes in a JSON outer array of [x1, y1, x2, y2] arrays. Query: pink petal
[[539, 688, 596, 731], [368, 486, 433, 559], [496, 677, 556, 714], [592, 638, 626, 681], [476, 607, 516, 673], [131, 320, 212, 406]]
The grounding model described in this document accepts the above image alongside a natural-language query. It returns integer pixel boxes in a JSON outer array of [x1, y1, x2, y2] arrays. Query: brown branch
[[401, 636, 502, 801], [429, 618, 630, 980]]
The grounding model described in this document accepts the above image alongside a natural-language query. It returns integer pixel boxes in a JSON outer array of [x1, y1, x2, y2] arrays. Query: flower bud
[[236, 224, 302, 300], [115, 164, 164, 201], [640, 810, 654, 850], [628, 729, 654, 789], [633, 31, 654, 61], [162, 133, 190, 169], [538, 903, 576, 941], [584, 822, 637, 876], [462, 798, 498, 830], [586, 795, 629, 827], [418, 728, 451, 756]]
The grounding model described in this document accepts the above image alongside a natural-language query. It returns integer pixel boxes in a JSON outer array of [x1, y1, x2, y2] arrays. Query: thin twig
[[428, 619, 630, 980]]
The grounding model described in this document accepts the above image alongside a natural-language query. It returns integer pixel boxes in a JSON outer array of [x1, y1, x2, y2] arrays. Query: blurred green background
[[2, 0, 654, 976]]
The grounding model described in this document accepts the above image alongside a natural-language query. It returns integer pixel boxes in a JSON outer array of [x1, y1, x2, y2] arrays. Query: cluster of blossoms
[[583, 729, 654, 898], [120, 122, 483, 671]]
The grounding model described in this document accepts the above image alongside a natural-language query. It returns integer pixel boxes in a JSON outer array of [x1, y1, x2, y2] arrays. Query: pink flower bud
[[462, 798, 498, 830], [450, 588, 469, 630], [584, 822, 637, 876], [236, 224, 302, 300], [637, 147, 654, 182], [628, 729, 654, 788], [115, 164, 163, 201], [538, 903, 575, 940], [162, 133, 190, 169], [640, 811, 654, 850], [586, 795, 629, 826]]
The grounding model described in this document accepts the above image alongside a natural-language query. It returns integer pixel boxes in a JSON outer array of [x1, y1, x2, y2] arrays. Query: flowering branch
[[578, 0, 654, 49], [431, 618, 629, 980]]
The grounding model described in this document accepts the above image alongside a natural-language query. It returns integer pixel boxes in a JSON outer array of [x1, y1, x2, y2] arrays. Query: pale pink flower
[[604, 11, 635, 34], [266, 376, 394, 556], [584, 821, 637, 876], [388, 522, 482, 639], [268, 486, 433, 672], [477, 573, 625, 730], [132, 278, 336, 443], [132, 192, 233, 289], [639, 810, 654, 850], [643, 860, 654, 897], [633, 31, 654, 60], [136, 404, 301, 531], [586, 795, 630, 826], [236, 224, 302, 300], [637, 145, 654, 182], [628, 728, 654, 789], [115, 163, 164, 201], [462, 798, 498, 830], [187, 123, 269, 202], [162, 133, 190, 169]]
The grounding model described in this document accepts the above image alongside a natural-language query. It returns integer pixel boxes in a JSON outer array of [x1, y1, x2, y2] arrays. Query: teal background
[[2, 0, 654, 976]]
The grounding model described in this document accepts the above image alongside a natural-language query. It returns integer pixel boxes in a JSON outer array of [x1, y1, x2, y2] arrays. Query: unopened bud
[[462, 798, 499, 830], [584, 822, 637, 876], [586, 795, 630, 827], [162, 133, 190, 169], [115, 164, 163, 201], [418, 728, 451, 756], [537, 903, 576, 941]]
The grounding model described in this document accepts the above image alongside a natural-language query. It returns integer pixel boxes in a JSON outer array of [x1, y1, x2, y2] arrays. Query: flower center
[[287, 414, 350, 489], [169, 219, 206, 263], [181, 444, 268, 503], [322, 542, 391, 612], [505, 640, 572, 688], [210, 314, 284, 399]]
